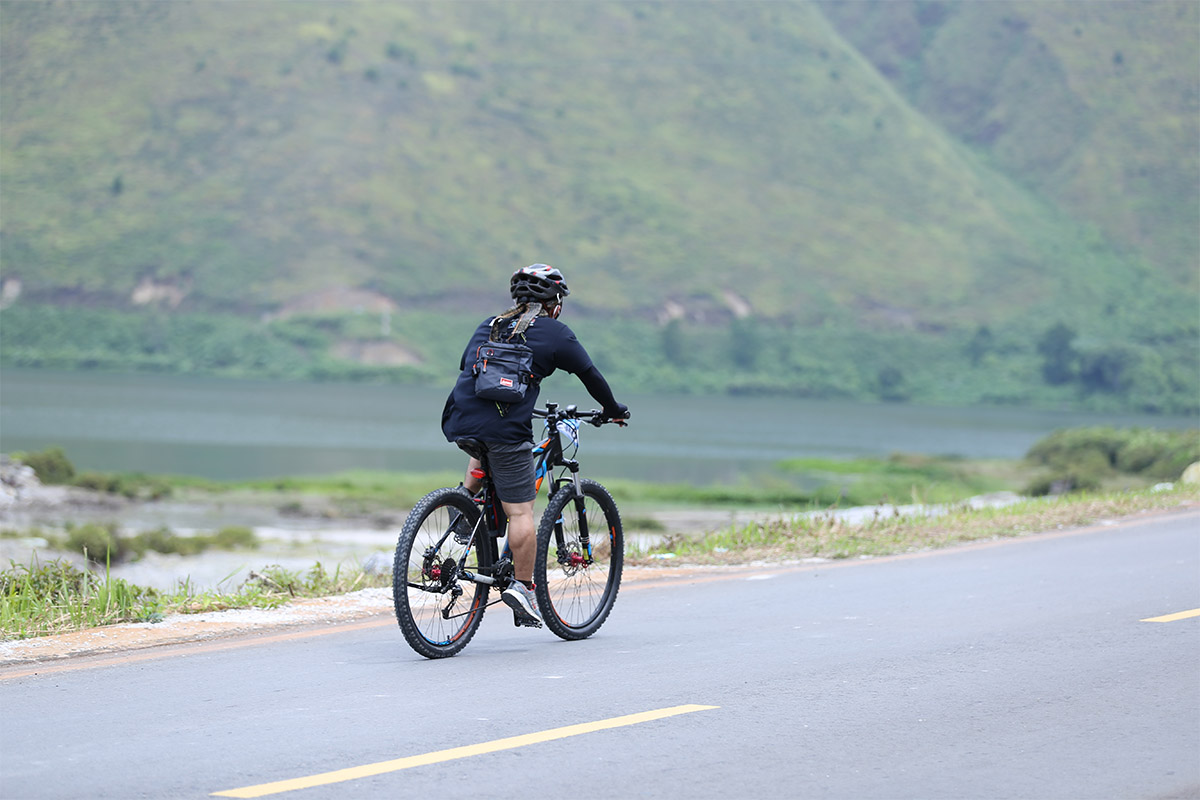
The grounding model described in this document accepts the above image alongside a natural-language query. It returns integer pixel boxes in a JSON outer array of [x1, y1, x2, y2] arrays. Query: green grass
[[0, 559, 389, 640], [0, 559, 161, 638]]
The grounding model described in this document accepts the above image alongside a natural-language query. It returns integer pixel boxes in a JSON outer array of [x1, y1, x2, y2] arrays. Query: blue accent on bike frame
[[532, 436, 551, 496]]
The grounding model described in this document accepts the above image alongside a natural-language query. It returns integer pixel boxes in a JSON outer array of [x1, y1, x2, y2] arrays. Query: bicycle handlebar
[[533, 403, 630, 427]]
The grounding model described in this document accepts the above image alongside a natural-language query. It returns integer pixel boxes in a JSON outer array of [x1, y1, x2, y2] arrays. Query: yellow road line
[[1141, 607, 1200, 623], [212, 703, 719, 798]]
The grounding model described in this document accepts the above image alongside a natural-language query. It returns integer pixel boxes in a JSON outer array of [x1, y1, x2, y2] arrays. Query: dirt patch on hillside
[[332, 339, 422, 366], [271, 287, 397, 317]]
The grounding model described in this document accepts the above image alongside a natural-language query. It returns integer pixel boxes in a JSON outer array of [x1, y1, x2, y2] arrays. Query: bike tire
[[534, 479, 624, 640], [392, 487, 488, 659]]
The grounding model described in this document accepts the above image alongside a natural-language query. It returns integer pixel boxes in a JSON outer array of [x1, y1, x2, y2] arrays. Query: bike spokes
[[394, 490, 488, 658], [535, 480, 623, 640]]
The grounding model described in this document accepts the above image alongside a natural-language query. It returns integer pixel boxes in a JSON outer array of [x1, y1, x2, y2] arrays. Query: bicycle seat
[[455, 437, 488, 460]]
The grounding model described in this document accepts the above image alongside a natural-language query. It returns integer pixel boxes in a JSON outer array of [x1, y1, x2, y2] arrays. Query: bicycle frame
[[447, 403, 598, 596], [534, 403, 597, 565], [395, 401, 627, 654]]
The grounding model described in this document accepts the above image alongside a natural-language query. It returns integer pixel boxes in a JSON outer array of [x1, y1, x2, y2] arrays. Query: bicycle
[[392, 402, 628, 659]]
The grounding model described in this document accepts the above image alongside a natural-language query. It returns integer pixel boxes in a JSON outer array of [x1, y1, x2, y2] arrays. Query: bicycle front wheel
[[392, 487, 487, 659], [534, 479, 624, 640]]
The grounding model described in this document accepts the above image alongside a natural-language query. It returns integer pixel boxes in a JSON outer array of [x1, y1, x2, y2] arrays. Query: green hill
[[821, 0, 1199, 288], [1, 1, 1196, 413]]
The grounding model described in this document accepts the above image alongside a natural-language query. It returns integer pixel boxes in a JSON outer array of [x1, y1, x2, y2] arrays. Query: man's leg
[[488, 443, 542, 627], [501, 498, 536, 584], [500, 498, 542, 626], [463, 457, 483, 493]]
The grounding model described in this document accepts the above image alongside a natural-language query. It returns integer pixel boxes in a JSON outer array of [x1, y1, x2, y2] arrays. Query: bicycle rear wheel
[[392, 488, 487, 658], [534, 479, 624, 640]]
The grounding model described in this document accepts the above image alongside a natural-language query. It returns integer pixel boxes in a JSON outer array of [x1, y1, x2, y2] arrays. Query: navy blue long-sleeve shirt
[[441, 315, 616, 444]]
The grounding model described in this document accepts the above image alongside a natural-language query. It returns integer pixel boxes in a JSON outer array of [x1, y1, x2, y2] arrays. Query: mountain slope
[[0, 1, 1195, 412], [819, 0, 1199, 288], [3, 1, 1191, 319]]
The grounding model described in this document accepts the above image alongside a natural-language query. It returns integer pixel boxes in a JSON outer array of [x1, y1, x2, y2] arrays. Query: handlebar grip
[[534, 405, 628, 426]]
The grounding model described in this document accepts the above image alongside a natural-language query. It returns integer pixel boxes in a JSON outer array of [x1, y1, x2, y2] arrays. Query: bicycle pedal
[[511, 611, 543, 629]]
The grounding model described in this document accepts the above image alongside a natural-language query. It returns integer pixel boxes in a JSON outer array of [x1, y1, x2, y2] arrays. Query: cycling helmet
[[510, 264, 570, 303]]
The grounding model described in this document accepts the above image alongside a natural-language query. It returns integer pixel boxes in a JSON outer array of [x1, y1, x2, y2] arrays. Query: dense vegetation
[[1, 1, 1196, 413], [3, 298, 1196, 413]]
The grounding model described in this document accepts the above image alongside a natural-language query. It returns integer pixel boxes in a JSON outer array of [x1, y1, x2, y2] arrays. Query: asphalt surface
[[1, 509, 1197, 799]]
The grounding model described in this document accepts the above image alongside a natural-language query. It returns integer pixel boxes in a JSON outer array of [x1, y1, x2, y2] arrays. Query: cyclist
[[441, 264, 628, 628]]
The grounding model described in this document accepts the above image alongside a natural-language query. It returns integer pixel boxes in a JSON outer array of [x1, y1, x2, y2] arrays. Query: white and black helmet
[[510, 264, 570, 303]]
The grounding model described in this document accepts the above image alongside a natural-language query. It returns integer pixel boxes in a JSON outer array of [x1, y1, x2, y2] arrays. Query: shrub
[[66, 523, 124, 563], [70, 471, 170, 500], [1026, 470, 1104, 497], [1079, 344, 1140, 393], [127, 527, 204, 558], [1027, 427, 1126, 470], [1024, 426, 1200, 494], [212, 526, 258, 550], [1114, 429, 1176, 475], [72, 471, 124, 494], [1037, 322, 1078, 385], [139, 478, 173, 501], [126, 527, 171, 559], [15, 447, 75, 484]]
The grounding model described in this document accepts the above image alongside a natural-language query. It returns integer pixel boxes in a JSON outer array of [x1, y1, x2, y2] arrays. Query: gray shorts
[[482, 440, 536, 504]]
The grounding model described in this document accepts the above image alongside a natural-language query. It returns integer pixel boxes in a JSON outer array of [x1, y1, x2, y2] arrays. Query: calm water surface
[[1, 369, 1195, 484]]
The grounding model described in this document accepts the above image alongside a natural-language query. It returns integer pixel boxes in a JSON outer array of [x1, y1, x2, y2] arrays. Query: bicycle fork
[[555, 461, 594, 567]]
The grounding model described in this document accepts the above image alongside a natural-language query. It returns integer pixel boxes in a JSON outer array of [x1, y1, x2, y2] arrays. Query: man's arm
[[577, 365, 628, 419]]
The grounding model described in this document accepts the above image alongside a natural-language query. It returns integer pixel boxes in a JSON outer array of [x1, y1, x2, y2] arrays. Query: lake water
[[1, 369, 1195, 485]]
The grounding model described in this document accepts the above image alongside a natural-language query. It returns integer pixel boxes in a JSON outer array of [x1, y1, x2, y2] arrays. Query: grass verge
[[630, 484, 1199, 566], [2, 485, 1196, 642]]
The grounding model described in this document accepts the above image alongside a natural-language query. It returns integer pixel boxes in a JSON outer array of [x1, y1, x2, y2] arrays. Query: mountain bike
[[392, 402, 628, 659]]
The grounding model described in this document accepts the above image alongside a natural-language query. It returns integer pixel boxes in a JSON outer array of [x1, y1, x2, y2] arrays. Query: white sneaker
[[501, 581, 543, 628]]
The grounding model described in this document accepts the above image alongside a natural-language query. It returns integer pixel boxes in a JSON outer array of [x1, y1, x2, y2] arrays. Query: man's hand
[[601, 403, 630, 424]]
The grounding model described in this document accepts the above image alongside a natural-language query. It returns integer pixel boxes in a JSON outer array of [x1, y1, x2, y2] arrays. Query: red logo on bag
[[500, 377, 514, 388]]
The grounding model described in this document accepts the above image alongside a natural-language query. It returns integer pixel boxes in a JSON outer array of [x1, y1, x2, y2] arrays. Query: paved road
[[2, 510, 1197, 799]]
